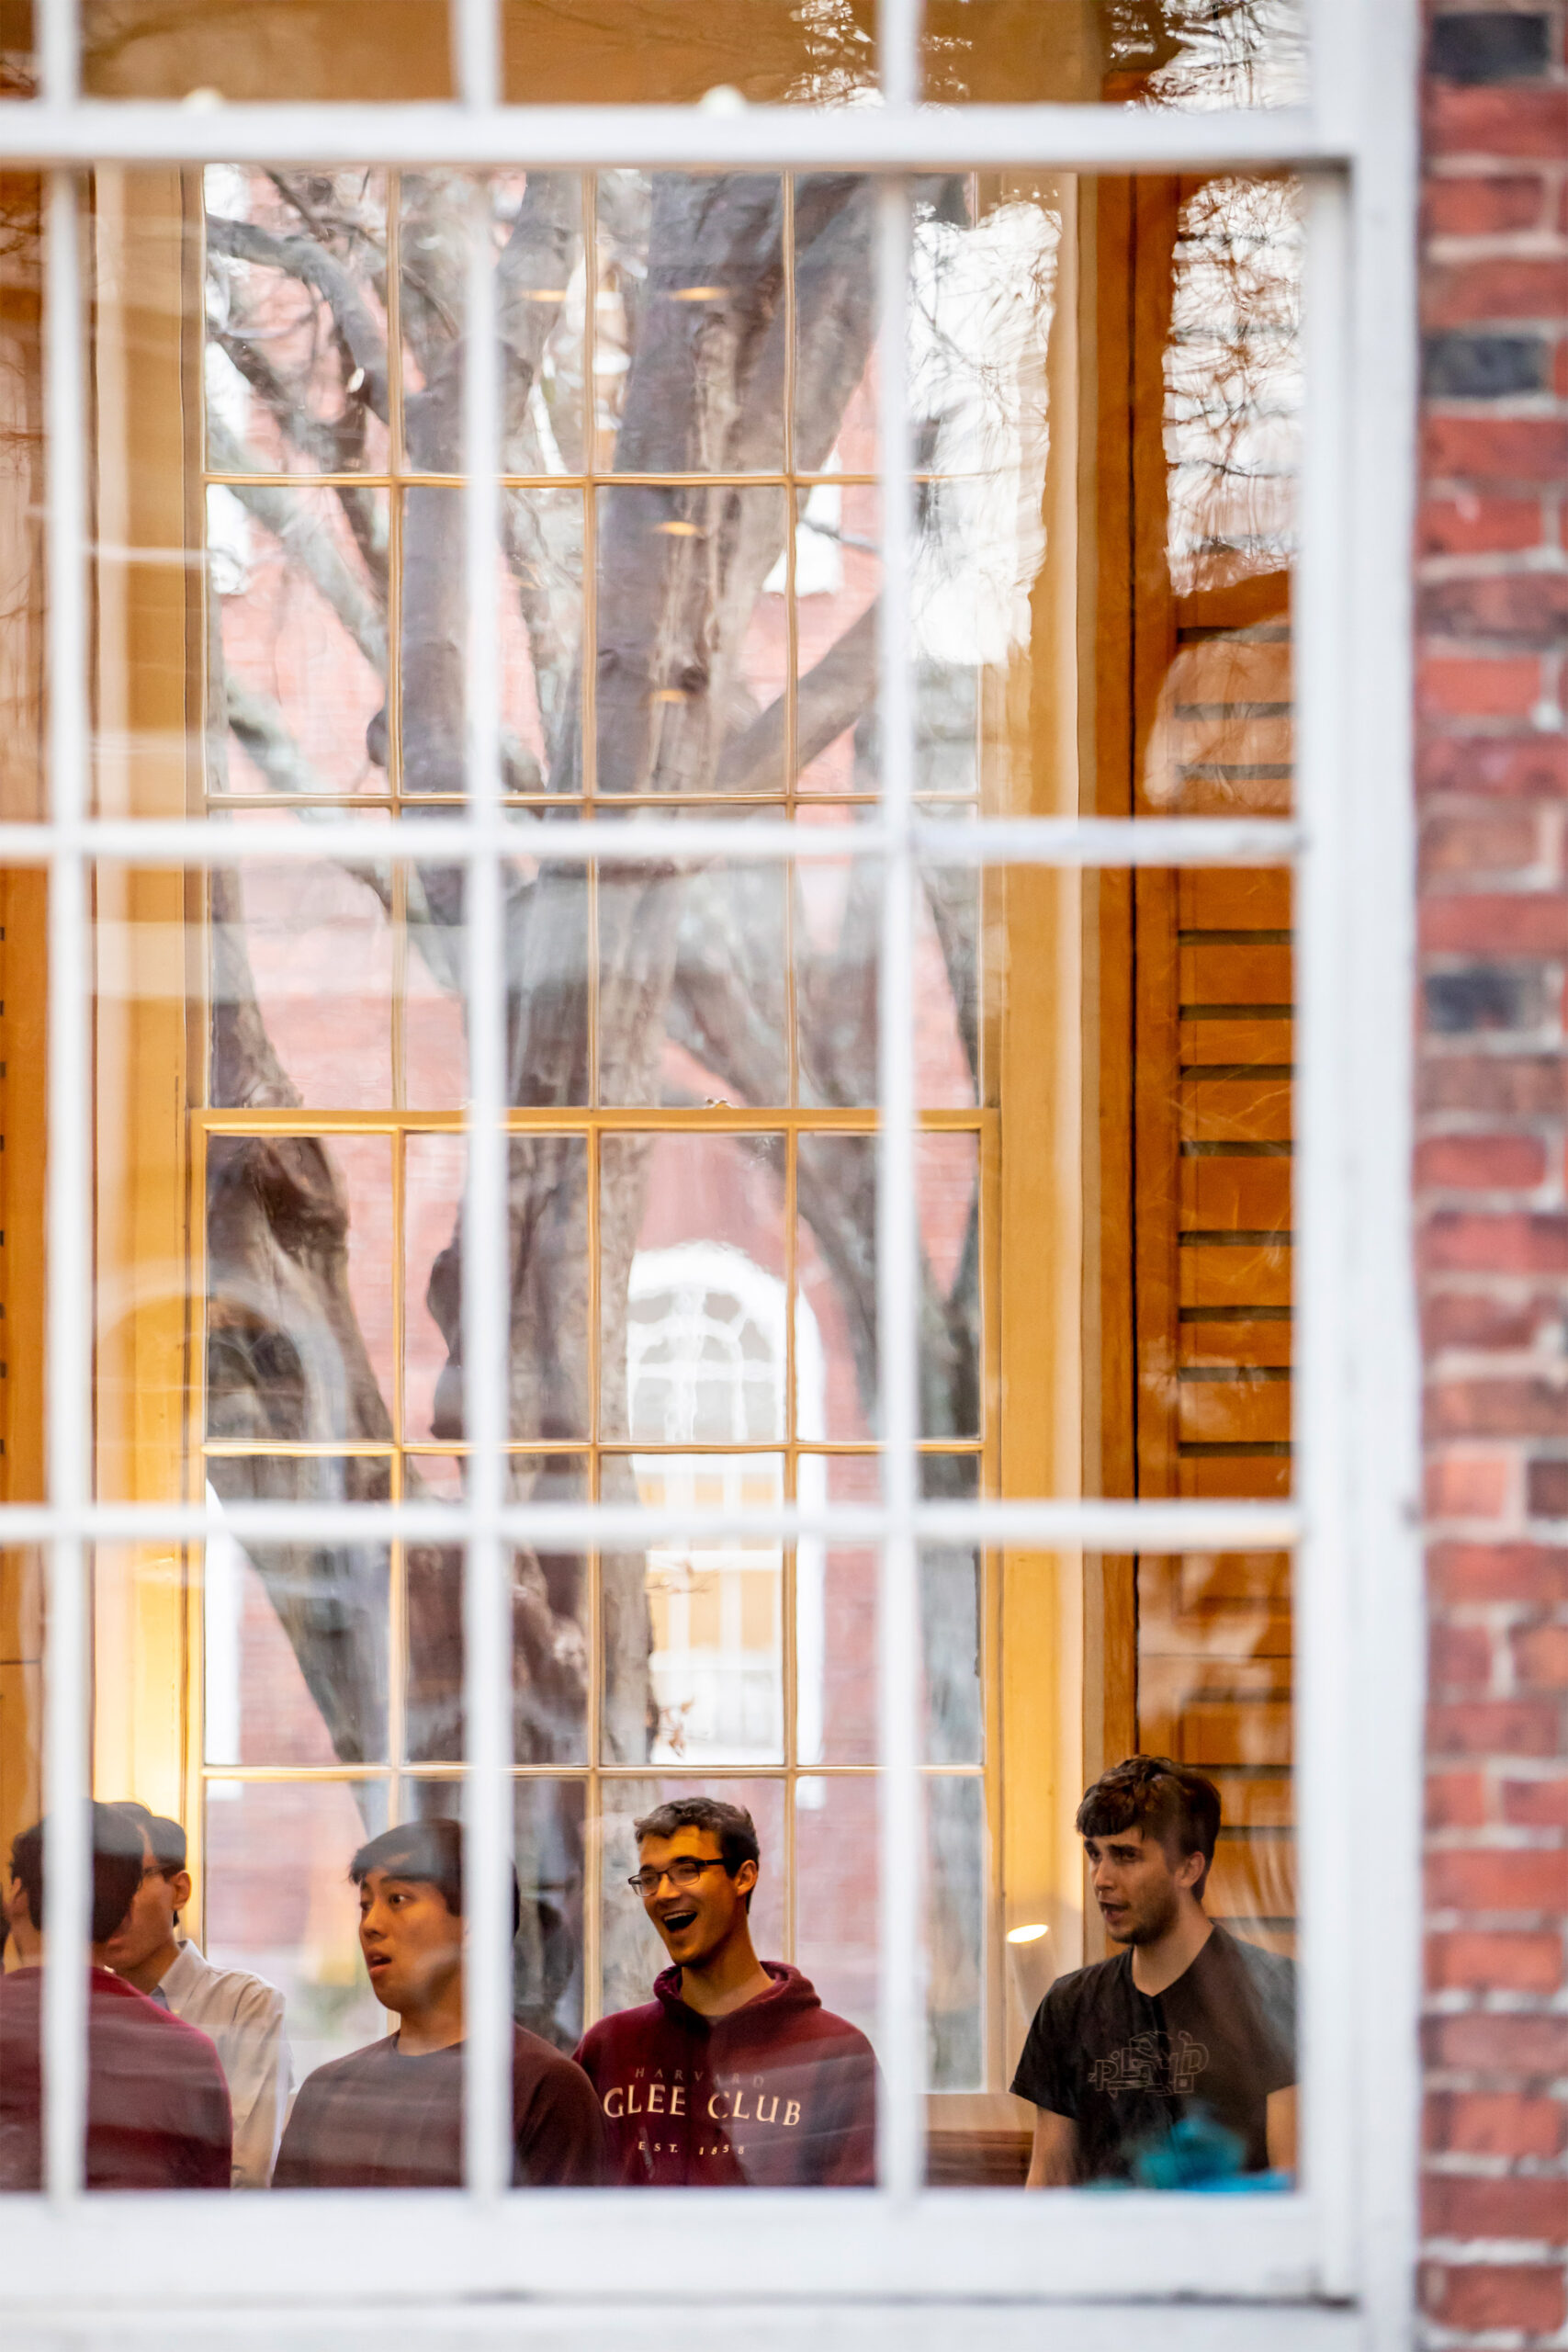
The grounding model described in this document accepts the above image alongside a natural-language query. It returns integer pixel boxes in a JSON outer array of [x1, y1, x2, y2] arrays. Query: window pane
[[206, 1129, 395, 1448], [798, 1465, 982, 1769], [794, 487, 881, 797], [595, 487, 793, 796], [1137, 1551, 1296, 1955], [926, 1773, 987, 2092], [399, 172, 587, 485], [208, 484, 390, 804], [406, 1777, 592, 2049], [402, 878, 471, 1110], [400, 489, 584, 800], [403, 1490, 591, 1769], [209, 858, 393, 1107], [201, 1485, 390, 1767], [798, 1454, 879, 1768], [599, 855, 791, 1107], [793, 848, 977, 1109], [795, 1134, 876, 1440], [405, 1131, 592, 1447], [502, 2, 873, 103], [202, 1776, 387, 2083], [795, 1770, 878, 2044], [918, 1134, 982, 1441], [921, 1464, 984, 1765], [592, 177, 786, 477], [602, 1134, 788, 1441], [622, 1454, 785, 1767], [205, 171, 392, 478]]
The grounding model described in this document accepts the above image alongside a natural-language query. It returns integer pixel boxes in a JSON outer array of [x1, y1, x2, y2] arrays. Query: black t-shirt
[[1010, 1925, 1296, 2184]]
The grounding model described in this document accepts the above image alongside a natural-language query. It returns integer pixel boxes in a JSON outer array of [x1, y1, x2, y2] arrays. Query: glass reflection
[[206, 1131, 395, 1448], [604, 859, 791, 1107], [186, 166, 1304, 839], [204, 171, 391, 478], [82, 1, 454, 99], [209, 862, 392, 1106], [403, 1476, 590, 1769], [203, 1778, 387, 2084], [201, 1477, 390, 1767], [78, 0, 1306, 110], [593, 176, 787, 477], [631, 1456, 785, 1767], [407, 1779, 590, 2050], [923, 0, 1307, 105], [0, 140, 1325, 2203]]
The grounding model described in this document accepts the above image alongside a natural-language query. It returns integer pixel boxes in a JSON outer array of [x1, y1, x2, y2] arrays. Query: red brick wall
[[1417, 6, 1568, 2342]]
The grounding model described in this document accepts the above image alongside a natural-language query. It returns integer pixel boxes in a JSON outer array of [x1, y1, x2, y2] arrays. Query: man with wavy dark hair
[[1012, 1755, 1297, 2188]]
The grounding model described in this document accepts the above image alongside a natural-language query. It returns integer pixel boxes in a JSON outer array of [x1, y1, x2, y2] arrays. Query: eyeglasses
[[626, 1859, 730, 1898]]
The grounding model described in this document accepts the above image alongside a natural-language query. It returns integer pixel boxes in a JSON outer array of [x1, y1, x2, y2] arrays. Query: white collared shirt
[[157, 1941, 291, 2188]]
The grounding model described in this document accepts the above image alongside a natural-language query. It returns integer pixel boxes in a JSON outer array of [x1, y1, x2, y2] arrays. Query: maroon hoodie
[[574, 1962, 877, 2187]]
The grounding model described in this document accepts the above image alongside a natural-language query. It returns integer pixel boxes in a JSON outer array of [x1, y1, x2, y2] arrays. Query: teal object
[[1131, 2108, 1246, 2189]]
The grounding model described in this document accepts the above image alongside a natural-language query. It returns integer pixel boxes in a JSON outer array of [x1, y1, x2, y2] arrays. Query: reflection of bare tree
[[1104, 0, 1305, 106], [1165, 175, 1302, 595], [205, 167, 986, 2042]]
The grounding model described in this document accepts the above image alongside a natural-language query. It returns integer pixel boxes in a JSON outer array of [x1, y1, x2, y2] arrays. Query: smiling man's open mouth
[[660, 1909, 699, 1934]]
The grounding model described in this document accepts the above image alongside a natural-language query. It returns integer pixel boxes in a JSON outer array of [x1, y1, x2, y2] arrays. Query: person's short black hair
[[111, 1802, 187, 1874], [633, 1796, 761, 1911], [350, 1817, 522, 1938], [1076, 1756, 1223, 1899], [9, 1804, 147, 1943]]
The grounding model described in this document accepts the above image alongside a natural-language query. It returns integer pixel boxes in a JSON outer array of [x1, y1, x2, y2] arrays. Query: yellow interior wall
[[89, 166, 193, 1829], [0, 867, 48, 1886], [0, 173, 49, 1883], [996, 171, 1089, 2086]]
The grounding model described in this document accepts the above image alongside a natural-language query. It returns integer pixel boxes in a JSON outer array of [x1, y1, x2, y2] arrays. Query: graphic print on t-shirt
[[1089, 2027, 1211, 2099], [599, 2057, 809, 2171]]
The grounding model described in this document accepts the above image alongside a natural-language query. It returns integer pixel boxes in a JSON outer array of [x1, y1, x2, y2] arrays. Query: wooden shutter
[[1089, 174, 1299, 1957]]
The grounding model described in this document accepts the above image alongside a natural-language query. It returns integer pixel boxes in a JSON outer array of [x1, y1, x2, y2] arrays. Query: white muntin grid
[[4, 0, 1422, 2327]]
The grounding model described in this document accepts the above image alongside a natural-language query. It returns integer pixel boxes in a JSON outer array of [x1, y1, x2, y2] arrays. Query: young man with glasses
[[574, 1795, 877, 2186], [101, 1803, 291, 2188]]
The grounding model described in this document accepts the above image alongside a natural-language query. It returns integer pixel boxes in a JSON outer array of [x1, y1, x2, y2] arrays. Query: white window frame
[[0, 0, 1422, 2338]]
